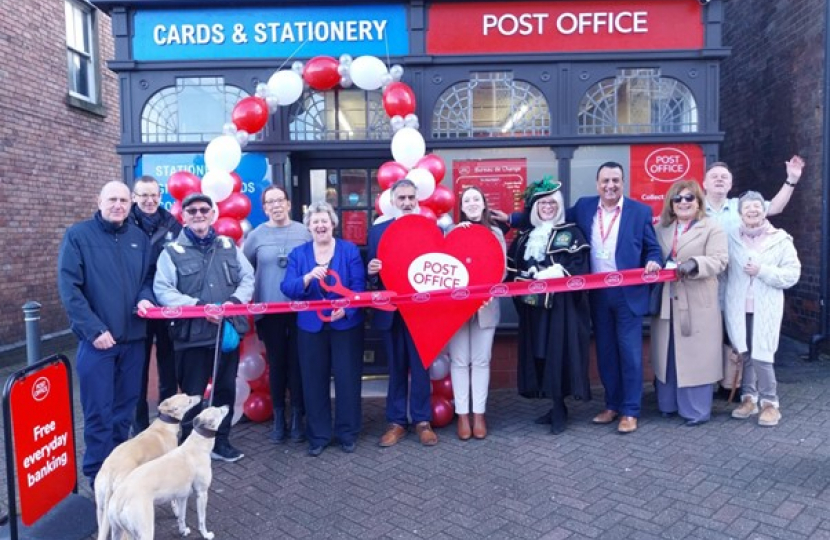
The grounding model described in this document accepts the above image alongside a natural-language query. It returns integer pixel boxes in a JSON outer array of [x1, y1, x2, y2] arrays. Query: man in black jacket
[[58, 181, 155, 488], [129, 175, 182, 433]]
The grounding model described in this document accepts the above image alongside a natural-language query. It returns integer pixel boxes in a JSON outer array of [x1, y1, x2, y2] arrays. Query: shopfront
[[94, 0, 729, 379]]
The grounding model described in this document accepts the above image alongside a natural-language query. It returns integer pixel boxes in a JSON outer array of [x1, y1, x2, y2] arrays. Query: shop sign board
[[427, 0, 703, 55], [629, 144, 705, 222], [134, 4, 409, 61], [452, 158, 527, 242]]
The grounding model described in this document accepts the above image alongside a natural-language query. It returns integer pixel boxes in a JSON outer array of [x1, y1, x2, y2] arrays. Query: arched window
[[141, 77, 259, 143], [288, 88, 391, 141], [432, 72, 551, 139], [578, 69, 698, 135]]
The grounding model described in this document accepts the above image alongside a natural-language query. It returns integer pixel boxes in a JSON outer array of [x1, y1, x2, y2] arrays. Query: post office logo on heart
[[378, 215, 505, 367]]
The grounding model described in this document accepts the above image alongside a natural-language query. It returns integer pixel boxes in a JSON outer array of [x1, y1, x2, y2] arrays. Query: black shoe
[[307, 445, 324, 457], [684, 419, 708, 427], [534, 409, 553, 425], [211, 441, 244, 463], [270, 409, 287, 444], [550, 399, 567, 434], [660, 411, 678, 418], [289, 409, 306, 443], [341, 442, 356, 453]]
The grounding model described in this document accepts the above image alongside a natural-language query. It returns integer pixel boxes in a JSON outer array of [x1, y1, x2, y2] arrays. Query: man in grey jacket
[[154, 192, 254, 462]]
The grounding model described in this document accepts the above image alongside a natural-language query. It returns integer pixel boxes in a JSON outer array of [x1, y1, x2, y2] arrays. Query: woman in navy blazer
[[281, 201, 365, 456]]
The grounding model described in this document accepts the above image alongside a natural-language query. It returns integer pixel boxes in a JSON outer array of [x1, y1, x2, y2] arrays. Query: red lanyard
[[671, 221, 694, 259], [598, 206, 621, 246]]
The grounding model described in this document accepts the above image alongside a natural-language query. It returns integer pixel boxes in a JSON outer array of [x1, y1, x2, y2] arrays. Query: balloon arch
[[165, 53, 456, 242], [171, 54, 458, 425]]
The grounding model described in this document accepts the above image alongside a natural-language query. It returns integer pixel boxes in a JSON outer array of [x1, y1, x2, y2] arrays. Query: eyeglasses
[[537, 201, 558, 207], [184, 207, 212, 216], [671, 194, 696, 204], [264, 198, 287, 206], [134, 193, 160, 200]]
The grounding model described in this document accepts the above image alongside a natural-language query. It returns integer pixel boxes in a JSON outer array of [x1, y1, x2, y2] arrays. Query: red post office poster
[[629, 144, 705, 223], [342, 210, 368, 246], [452, 158, 527, 241]]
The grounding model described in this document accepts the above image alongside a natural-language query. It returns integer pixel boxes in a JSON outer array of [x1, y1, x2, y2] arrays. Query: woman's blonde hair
[[659, 180, 706, 227]]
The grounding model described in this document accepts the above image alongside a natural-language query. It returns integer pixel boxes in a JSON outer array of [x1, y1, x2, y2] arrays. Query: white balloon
[[255, 82, 269, 98], [390, 115, 405, 132], [211, 199, 220, 224], [222, 122, 238, 136], [390, 64, 404, 81], [339, 54, 353, 66], [231, 403, 244, 426], [241, 218, 252, 238], [406, 168, 436, 201], [235, 130, 250, 148], [349, 55, 388, 91], [291, 61, 304, 74], [204, 135, 242, 173], [391, 127, 426, 169], [235, 376, 251, 406], [267, 69, 304, 106], [373, 215, 393, 225], [429, 354, 450, 380], [404, 114, 419, 129], [265, 96, 279, 114], [378, 188, 398, 217], [437, 214, 454, 231], [339, 75, 353, 88], [201, 170, 234, 203]]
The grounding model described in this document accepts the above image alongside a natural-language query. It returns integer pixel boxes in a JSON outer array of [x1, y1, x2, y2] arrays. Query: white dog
[[95, 393, 201, 540], [106, 405, 230, 540]]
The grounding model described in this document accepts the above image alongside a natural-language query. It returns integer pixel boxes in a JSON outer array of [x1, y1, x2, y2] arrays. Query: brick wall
[[0, 3, 120, 347], [720, 0, 826, 341]]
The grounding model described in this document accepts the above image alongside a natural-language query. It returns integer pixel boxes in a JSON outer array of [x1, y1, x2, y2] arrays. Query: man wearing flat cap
[[154, 192, 254, 462]]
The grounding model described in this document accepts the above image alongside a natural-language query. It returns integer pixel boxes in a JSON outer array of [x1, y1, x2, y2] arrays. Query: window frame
[[65, 0, 104, 115]]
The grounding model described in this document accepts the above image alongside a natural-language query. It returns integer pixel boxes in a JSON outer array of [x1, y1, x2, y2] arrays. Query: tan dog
[[95, 393, 201, 540], [106, 405, 229, 540]]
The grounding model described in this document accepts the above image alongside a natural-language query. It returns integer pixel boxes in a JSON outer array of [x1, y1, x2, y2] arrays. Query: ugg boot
[[472, 413, 487, 439], [270, 407, 287, 444], [731, 396, 759, 419], [758, 402, 781, 427], [457, 414, 472, 440], [289, 408, 305, 443]]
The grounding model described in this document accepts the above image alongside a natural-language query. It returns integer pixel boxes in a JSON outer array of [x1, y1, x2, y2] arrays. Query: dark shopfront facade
[[93, 0, 729, 384]]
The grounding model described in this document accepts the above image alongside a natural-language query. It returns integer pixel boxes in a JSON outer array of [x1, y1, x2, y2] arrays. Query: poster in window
[[629, 144, 705, 223], [452, 158, 527, 242], [342, 210, 368, 246]]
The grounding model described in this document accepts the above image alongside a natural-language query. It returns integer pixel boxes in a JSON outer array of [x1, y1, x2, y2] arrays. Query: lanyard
[[598, 206, 621, 247], [671, 220, 695, 259]]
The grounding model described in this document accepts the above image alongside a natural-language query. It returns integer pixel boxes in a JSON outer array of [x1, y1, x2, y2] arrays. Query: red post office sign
[[427, 0, 704, 55], [629, 144, 705, 222], [8, 360, 76, 525]]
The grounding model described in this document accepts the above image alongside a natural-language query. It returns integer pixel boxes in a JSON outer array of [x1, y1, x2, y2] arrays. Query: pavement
[[2, 336, 830, 539]]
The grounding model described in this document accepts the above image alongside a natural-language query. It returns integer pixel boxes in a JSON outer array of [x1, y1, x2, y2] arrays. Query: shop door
[[295, 158, 388, 376]]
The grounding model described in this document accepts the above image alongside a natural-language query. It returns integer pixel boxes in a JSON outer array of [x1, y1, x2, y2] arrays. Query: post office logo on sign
[[32, 377, 50, 402], [644, 147, 691, 183], [407, 253, 470, 292]]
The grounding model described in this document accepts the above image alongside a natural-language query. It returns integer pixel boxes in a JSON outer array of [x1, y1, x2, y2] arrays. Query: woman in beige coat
[[651, 180, 728, 425]]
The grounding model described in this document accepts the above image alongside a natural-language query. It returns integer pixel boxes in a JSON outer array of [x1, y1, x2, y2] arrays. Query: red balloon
[[415, 154, 447, 183], [248, 363, 270, 392], [382, 82, 417, 118], [214, 217, 244, 242], [243, 391, 273, 423], [217, 192, 252, 221], [203, 382, 212, 400], [170, 200, 183, 224], [231, 96, 269, 135], [424, 185, 455, 216], [166, 171, 201, 201], [303, 55, 341, 91], [430, 395, 454, 428], [418, 205, 437, 221], [431, 375, 454, 401], [377, 161, 409, 191], [230, 172, 243, 193]]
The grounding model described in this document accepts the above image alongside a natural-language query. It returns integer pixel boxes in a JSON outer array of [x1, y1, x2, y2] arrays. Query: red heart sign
[[378, 215, 506, 368]]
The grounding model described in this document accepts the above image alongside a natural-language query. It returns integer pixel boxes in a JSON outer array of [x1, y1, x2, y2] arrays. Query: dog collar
[[193, 424, 218, 438], [157, 412, 180, 424]]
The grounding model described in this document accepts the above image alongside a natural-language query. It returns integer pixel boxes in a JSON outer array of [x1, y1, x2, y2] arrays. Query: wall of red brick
[[0, 4, 120, 347], [719, 0, 825, 342]]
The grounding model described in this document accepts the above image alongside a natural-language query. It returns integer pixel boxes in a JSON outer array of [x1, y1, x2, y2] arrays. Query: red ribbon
[[141, 268, 677, 320]]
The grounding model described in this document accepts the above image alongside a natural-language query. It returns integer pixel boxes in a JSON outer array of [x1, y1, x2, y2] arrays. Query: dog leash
[[208, 317, 224, 408]]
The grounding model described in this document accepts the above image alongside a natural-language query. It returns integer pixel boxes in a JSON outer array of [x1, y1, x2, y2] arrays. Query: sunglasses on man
[[185, 207, 212, 216]]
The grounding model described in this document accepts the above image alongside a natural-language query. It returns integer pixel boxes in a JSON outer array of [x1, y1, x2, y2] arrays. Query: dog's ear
[[192, 417, 202, 430]]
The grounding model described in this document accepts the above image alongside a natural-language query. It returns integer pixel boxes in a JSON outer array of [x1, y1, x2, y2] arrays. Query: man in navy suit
[[566, 162, 662, 434], [367, 179, 438, 447]]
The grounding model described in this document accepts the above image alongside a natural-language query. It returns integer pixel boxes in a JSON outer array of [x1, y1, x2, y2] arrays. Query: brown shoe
[[758, 404, 781, 427], [592, 409, 619, 424], [415, 421, 438, 446], [472, 413, 487, 439], [379, 424, 407, 447], [617, 416, 638, 434], [457, 414, 472, 440]]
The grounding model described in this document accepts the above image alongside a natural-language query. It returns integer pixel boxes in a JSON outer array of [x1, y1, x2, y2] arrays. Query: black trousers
[[176, 345, 239, 442], [297, 324, 364, 448], [134, 319, 177, 430], [256, 314, 303, 413]]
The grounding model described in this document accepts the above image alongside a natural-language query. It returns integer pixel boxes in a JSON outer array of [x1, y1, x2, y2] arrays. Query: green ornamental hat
[[524, 176, 562, 211]]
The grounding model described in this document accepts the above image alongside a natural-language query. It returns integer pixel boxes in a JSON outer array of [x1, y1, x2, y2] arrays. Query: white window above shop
[[65, 0, 100, 109], [578, 69, 698, 135], [288, 89, 391, 141], [431, 72, 551, 139], [141, 78, 261, 144]]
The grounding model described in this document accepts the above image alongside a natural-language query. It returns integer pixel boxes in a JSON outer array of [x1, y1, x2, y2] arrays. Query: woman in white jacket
[[725, 191, 800, 427]]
